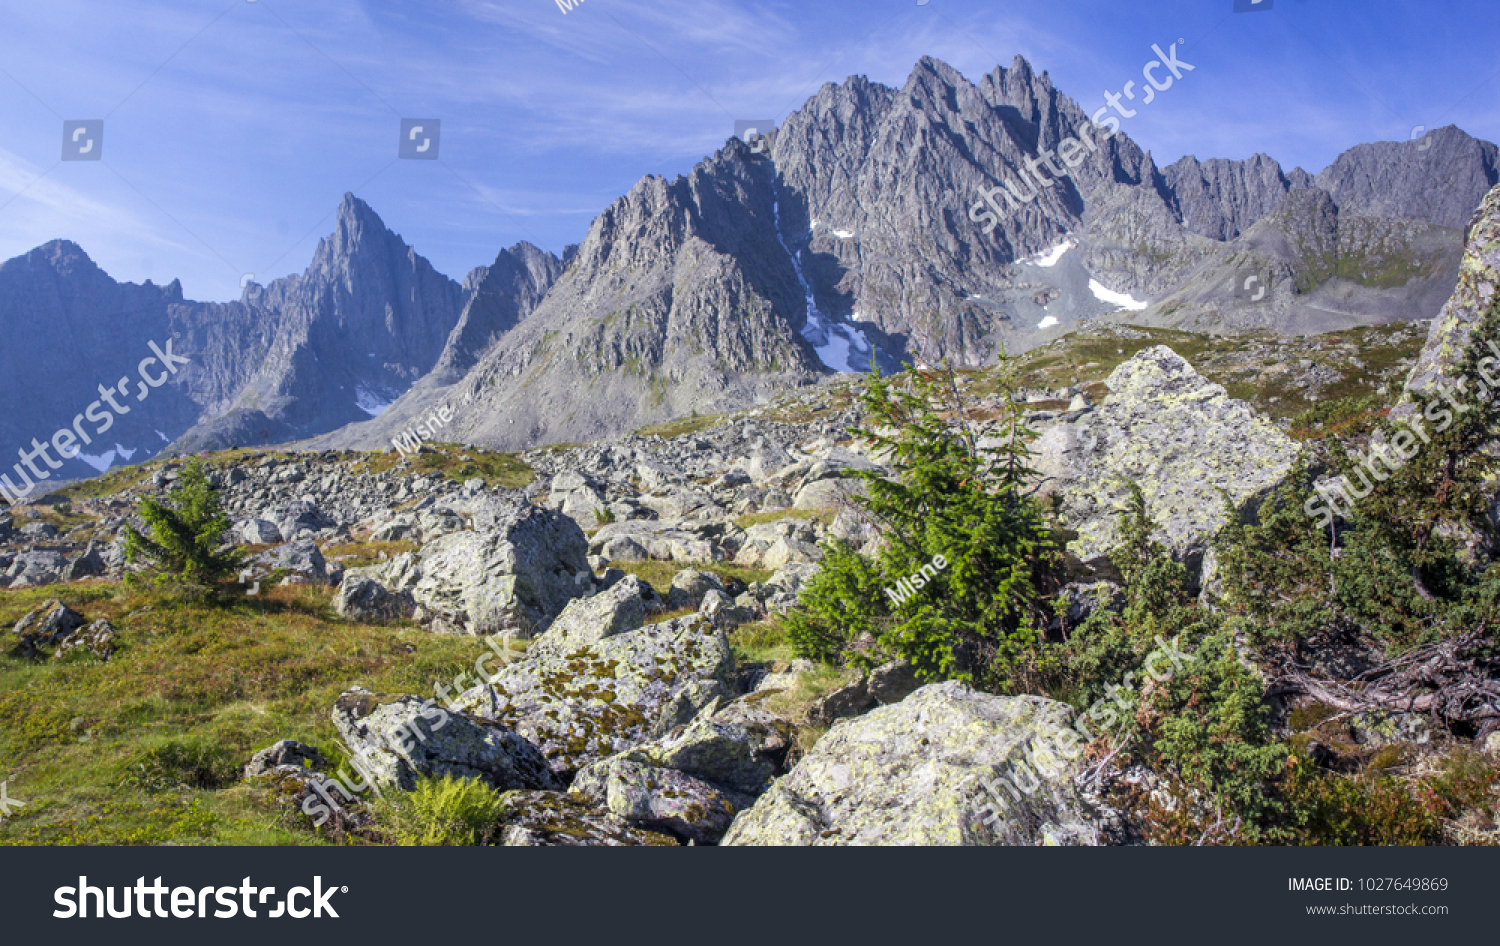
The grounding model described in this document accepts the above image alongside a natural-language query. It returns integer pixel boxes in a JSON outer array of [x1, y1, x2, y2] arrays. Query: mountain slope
[[315, 139, 828, 453]]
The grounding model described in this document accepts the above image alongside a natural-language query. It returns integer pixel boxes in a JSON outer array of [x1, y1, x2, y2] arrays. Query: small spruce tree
[[786, 353, 1059, 688], [123, 458, 243, 591]]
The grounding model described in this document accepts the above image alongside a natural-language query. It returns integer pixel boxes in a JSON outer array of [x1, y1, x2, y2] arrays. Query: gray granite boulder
[[239, 519, 284, 545], [1034, 346, 1299, 577], [246, 539, 328, 585], [331, 689, 560, 793], [452, 614, 737, 778], [722, 682, 1104, 846], [667, 568, 726, 609], [570, 758, 740, 844], [382, 503, 595, 636], [276, 501, 336, 540], [527, 574, 647, 661], [333, 570, 416, 622], [496, 791, 678, 846]]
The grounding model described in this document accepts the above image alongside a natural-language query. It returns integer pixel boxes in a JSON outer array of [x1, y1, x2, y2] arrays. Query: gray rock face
[[667, 568, 727, 609], [722, 682, 1104, 846], [0, 195, 485, 483], [453, 614, 737, 778], [52, 619, 119, 662], [244, 740, 329, 778], [60, 544, 107, 581], [6, 550, 69, 588], [1402, 182, 1500, 400], [245, 540, 328, 585], [528, 573, 647, 660], [240, 519, 284, 544], [333, 571, 416, 622], [570, 758, 740, 844], [275, 501, 336, 540], [1035, 346, 1299, 574], [628, 699, 796, 796], [318, 136, 827, 454], [13, 599, 85, 645], [1162, 153, 1304, 241], [432, 241, 566, 382], [5, 60, 1494, 469], [380, 503, 594, 636], [331, 689, 560, 793], [496, 791, 678, 846], [1314, 126, 1499, 230]]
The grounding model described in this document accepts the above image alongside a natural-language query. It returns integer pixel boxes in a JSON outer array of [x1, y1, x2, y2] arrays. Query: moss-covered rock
[[496, 790, 679, 846], [331, 688, 559, 793], [1035, 345, 1299, 578], [570, 758, 739, 844], [722, 682, 1106, 846], [1401, 182, 1500, 401], [453, 614, 736, 778]]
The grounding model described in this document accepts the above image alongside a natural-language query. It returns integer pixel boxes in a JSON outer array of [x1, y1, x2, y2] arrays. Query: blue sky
[[0, 0, 1495, 302]]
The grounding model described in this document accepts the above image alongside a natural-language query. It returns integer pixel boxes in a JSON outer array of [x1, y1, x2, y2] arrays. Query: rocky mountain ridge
[[2, 57, 1495, 469]]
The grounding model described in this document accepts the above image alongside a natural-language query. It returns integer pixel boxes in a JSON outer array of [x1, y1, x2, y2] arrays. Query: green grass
[[347, 442, 533, 490], [0, 580, 507, 845], [322, 540, 422, 569], [606, 560, 776, 592], [728, 616, 794, 665], [732, 508, 834, 529], [635, 413, 723, 440]]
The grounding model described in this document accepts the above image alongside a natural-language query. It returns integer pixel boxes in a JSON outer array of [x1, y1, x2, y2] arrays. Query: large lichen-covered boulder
[[1034, 346, 1298, 573], [452, 614, 737, 778], [567, 696, 795, 843], [331, 689, 560, 793], [526, 574, 647, 661], [332, 570, 416, 622], [614, 696, 796, 796], [1401, 182, 1500, 401], [570, 758, 741, 844], [382, 502, 595, 636], [722, 682, 1103, 846], [497, 790, 679, 846]]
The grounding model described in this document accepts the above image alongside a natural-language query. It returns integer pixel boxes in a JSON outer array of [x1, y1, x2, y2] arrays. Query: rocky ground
[[6, 314, 1492, 846]]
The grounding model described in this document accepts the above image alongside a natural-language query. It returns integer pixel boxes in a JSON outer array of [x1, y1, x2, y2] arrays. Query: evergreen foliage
[[122, 458, 243, 591], [786, 356, 1059, 687], [1220, 291, 1500, 651]]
